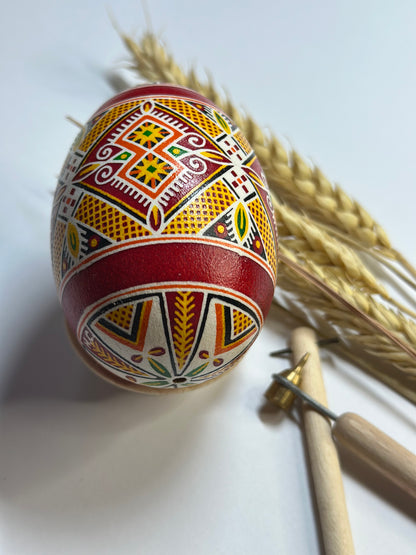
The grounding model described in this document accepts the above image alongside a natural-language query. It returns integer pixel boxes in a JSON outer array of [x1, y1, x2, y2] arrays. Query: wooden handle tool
[[333, 413, 416, 498], [290, 327, 355, 555], [268, 327, 416, 553], [272, 375, 416, 499], [271, 327, 416, 500]]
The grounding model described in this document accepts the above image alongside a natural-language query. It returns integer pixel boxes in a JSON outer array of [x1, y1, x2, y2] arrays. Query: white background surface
[[1, 1, 415, 553]]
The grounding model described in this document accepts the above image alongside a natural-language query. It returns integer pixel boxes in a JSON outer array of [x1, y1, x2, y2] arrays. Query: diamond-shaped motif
[[129, 152, 174, 190], [127, 121, 171, 148]]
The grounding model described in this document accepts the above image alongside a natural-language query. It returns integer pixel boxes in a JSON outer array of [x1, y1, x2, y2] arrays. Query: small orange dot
[[217, 224, 225, 233], [255, 240, 261, 249], [91, 238, 98, 247]]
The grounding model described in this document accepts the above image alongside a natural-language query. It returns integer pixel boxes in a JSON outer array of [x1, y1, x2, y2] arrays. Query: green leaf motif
[[185, 362, 209, 377], [148, 357, 171, 377], [214, 111, 231, 133], [235, 203, 248, 240]]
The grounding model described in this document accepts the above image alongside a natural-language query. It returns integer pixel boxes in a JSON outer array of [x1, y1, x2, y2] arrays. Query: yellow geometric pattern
[[247, 197, 277, 277], [105, 304, 134, 331], [52, 220, 66, 287], [78, 100, 142, 152], [156, 98, 223, 138], [173, 291, 195, 370], [87, 337, 148, 376], [234, 131, 252, 155], [130, 152, 173, 189], [232, 308, 253, 337], [74, 194, 151, 241], [127, 121, 170, 147], [162, 180, 237, 235]]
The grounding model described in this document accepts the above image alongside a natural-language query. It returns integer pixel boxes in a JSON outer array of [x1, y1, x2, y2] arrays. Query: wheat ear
[[279, 247, 416, 367], [273, 195, 416, 319], [276, 253, 416, 402], [273, 197, 388, 297]]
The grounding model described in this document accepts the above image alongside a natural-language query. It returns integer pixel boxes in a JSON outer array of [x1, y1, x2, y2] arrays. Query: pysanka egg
[[51, 84, 278, 392]]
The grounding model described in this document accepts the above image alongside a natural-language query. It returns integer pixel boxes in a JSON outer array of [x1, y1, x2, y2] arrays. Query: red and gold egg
[[51, 84, 278, 392]]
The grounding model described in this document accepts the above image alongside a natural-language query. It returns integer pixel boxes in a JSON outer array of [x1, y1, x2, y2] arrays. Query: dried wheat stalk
[[273, 197, 388, 297], [118, 30, 416, 402], [276, 258, 416, 402], [279, 247, 416, 363], [274, 197, 416, 320]]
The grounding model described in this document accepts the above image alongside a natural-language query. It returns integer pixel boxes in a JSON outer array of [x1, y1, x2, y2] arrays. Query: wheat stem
[[279, 250, 416, 369], [271, 301, 416, 403], [277, 254, 416, 385]]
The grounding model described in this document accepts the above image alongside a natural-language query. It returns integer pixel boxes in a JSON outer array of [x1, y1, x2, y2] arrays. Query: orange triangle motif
[[214, 303, 257, 355], [96, 300, 153, 350]]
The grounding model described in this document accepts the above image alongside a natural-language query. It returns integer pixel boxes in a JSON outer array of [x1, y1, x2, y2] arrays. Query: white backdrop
[[1, 1, 415, 553]]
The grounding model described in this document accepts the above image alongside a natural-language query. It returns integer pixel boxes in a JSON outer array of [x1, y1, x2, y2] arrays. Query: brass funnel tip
[[265, 352, 310, 410]]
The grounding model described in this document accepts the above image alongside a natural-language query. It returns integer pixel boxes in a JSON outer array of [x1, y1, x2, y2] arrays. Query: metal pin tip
[[271, 373, 338, 421], [264, 352, 310, 410], [269, 337, 339, 358]]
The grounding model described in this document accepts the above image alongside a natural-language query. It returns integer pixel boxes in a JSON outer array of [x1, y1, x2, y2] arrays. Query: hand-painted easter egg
[[51, 84, 278, 392]]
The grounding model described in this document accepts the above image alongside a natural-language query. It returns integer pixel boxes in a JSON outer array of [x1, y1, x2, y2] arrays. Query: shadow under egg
[[0, 302, 235, 512]]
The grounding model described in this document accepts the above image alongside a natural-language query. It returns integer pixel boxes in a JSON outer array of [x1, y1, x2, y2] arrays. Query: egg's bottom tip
[[64, 320, 234, 395]]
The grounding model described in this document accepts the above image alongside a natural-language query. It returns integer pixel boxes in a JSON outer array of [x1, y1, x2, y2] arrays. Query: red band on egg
[[61, 240, 275, 334]]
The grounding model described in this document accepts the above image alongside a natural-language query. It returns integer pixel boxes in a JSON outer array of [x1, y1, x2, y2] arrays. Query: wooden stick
[[291, 327, 355, 555], [333, 413, 416, 498]]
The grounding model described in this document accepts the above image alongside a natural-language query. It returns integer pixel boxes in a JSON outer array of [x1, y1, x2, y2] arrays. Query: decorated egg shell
[[51, 84, 278, 393]]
